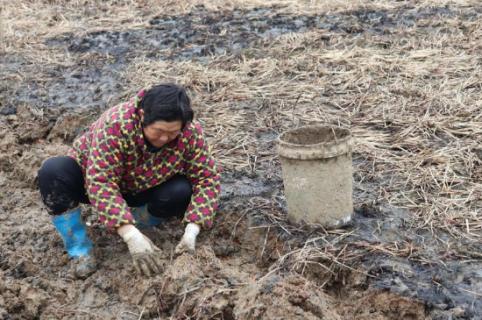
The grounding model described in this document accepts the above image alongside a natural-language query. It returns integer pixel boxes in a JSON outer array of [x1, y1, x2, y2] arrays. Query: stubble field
[[0, 0, 481, 319]]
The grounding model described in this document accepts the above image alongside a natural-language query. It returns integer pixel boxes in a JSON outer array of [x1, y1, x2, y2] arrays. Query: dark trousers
[[38, 156, 192, 218]]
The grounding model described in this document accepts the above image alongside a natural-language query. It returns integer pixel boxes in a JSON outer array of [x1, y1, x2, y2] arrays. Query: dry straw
[[2, 0, 481, 294]]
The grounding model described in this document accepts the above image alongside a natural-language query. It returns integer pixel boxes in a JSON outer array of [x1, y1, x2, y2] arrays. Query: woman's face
[[142, 119, 182, 148]]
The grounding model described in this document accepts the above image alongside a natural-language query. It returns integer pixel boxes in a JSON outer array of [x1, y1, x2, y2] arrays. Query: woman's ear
[[139, 109, 144, 123]]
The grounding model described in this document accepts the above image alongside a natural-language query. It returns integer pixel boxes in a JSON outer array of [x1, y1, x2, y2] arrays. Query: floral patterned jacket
[[68, 89, 220, 229]]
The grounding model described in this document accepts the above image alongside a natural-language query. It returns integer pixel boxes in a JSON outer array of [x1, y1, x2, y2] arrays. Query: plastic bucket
[[278, 125, 353, 228]]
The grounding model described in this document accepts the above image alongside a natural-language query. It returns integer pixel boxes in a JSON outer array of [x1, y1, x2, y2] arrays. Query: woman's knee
[[39, 157, 66, 181], [149, 176, 192, 217], [38, 156, 85, 215], [38, 156, 80, 186], [168, 176, 193, 202]]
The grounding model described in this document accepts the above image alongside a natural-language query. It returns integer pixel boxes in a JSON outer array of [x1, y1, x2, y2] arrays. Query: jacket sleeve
[[182, 122, 221, 229], [84, 121, 135, 228]]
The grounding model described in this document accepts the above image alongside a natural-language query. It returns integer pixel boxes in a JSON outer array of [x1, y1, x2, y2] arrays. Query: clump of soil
[[235, 274, 341, 319], [336, 291, 428, 320]]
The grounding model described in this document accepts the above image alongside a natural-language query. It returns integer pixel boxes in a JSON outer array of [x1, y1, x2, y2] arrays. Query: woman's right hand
[[117, 224, 163, 277]]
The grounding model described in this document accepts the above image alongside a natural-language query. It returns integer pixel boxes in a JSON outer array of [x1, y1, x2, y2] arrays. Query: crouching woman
[[37, 84, 221, 278]]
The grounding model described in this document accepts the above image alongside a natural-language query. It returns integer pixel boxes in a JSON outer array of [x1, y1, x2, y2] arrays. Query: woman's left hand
[[175, 223, 200, 255]]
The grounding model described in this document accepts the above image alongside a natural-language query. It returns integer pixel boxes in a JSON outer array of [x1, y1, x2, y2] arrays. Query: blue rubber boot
[[52, 207, 96, 278], [131, 204, 163, 229]]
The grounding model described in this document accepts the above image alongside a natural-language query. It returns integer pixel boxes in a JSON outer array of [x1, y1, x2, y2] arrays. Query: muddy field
[[1, 0, 481, 319]]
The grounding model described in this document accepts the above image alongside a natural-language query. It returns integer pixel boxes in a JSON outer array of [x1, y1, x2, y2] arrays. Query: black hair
[[140, 84, 194, 128]]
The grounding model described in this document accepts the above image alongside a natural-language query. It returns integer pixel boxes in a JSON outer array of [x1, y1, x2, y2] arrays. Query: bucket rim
[[278, 125, 351, 147], [278, 125, 352, 160]]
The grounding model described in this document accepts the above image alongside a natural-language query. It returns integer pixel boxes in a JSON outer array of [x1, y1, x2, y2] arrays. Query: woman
[[38, 84, 221, 278]]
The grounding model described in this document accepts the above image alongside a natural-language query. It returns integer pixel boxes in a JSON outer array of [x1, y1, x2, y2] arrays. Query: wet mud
[[3, 4, 479, 111], [2, 106, 478, 318], [0, 107, 437, 319], [1, 2, 481, 320], [50, 5, 476, 61]]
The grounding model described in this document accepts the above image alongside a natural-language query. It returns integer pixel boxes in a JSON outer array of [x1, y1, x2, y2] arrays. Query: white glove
[[175, 223, 200, 255], [119, 225, 162, 276]]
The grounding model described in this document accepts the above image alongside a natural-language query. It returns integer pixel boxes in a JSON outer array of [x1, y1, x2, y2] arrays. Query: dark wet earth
[[52, 5, 478, 59], [2, 3, 482, 319], [2, 4, 480, 112], [222, 171, 482, 319]]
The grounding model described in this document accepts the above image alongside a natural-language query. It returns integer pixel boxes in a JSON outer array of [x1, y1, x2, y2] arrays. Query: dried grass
[[119, 0, 481, 274], [2, 0, 481, 285]]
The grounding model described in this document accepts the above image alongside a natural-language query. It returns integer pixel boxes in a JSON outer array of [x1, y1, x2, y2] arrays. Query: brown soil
[[0, 106, 429, 319], [1, 1, 480, 319]]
